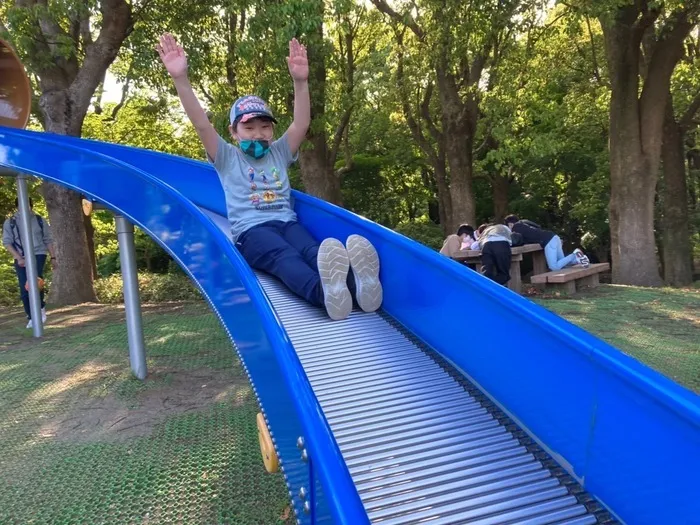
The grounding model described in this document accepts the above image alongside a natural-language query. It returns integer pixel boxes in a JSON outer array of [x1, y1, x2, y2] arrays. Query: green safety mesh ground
[[0, 303, 292, 525], [532, 283, 700, 393]]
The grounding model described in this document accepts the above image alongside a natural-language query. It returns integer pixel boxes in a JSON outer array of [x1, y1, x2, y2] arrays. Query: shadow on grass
[[533, 284, 699, 393]]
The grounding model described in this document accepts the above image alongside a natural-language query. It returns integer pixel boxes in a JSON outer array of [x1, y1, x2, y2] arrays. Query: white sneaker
[[317, 238, 353, 321], [26, 319, 33, 329], [41, 308, 47, 323], [346, 234, 383, 313], [573, 248, 590, 268]]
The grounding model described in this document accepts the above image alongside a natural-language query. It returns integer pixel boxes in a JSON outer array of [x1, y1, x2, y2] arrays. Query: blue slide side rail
[[0, 127, 368, 524], [294, 192, 700, 525]]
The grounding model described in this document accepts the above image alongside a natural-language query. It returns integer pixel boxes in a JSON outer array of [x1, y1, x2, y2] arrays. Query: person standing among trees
[[2, 198, 56, 328]]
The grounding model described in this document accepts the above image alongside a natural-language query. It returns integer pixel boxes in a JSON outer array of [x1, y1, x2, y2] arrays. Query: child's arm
[[157, 33, 219, 161], [285, 39, 311, 156]]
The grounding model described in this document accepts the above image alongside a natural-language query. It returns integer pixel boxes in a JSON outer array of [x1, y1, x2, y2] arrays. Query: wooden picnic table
[[451, 243, 547, 293]]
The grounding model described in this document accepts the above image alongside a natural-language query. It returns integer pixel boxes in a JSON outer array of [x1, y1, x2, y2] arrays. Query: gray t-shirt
[[209, 133, 298, 242], [2, 213, 53, 256]]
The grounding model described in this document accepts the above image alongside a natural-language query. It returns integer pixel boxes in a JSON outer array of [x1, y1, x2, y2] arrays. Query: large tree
[[598, 1, 700, 286], [660, 28, 700, 286], [370, 0, 543, 231], [258, 0, 375, 204], [3, 0, 133, 303]]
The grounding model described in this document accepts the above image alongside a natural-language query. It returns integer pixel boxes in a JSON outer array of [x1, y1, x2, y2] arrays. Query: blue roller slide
[[1, 126, 699, 525]]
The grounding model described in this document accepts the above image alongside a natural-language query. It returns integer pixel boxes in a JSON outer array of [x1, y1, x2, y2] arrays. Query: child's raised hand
[[156, 33, 188, 79], [287, 38, 309, 82]]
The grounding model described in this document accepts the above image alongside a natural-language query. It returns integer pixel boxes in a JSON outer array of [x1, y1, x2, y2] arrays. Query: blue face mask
[[240, 139, 270, 160]]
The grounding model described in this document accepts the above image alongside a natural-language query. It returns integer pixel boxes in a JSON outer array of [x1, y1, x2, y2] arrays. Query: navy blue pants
[[481, 241, 511, 285], [14, 254, 47, 319], [237, 221, 355, 306]]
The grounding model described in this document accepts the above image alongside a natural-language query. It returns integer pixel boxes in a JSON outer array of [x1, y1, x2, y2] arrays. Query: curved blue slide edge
[[5, 128, 700, 523], [298, 196, 700, 524], [0, 128, 368, 525]]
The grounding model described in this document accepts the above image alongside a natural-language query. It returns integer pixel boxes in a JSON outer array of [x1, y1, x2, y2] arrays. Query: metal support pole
[[16, 175, 43, 337], [115, 215, 147, 380]]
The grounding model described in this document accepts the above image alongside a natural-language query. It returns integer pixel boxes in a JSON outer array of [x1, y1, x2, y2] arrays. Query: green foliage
[[91, 211, 118, 258], [0, 178, 45, 220], [82, 98, 203, 159], [478, 8, 610, 248], [94, 272, 202, 303], [3, 0, 699, 288], [394, 221, 444, 251], [341, 154, 433, 228], [0, 251, 18, 307]]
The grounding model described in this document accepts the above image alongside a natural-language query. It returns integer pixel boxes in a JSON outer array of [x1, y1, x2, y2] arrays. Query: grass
[[531, 283, 700, 393], [0, 302, 291, 525]]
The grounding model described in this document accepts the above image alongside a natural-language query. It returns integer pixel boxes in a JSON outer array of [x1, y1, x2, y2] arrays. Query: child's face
[[230, 117, 274, 143]]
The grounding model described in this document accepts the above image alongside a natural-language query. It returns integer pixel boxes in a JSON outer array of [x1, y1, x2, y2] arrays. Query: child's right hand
[[156, 33, 188, 79]]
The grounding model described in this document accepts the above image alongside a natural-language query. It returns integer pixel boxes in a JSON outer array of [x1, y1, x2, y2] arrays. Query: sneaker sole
[[346, 234, 383, 313], [573, 249, 589, 268], [317, 238, 352, 321]]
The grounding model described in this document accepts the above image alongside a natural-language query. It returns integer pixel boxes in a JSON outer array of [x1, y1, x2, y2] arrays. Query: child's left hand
[[287, 38, 309, 82]]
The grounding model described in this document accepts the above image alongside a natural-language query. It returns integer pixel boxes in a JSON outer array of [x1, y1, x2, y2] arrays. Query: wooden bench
[[530, 263, 610, 294]]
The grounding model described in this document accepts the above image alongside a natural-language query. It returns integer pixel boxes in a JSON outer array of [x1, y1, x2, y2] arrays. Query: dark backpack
[[510, 231, 524, 247], [9, 214, 45, 257]]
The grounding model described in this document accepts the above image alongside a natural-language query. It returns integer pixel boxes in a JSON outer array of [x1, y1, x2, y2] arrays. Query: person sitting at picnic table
[[478, 224, 513, 286], [504, 214, 588, 270], [439, 224, 478, 257]]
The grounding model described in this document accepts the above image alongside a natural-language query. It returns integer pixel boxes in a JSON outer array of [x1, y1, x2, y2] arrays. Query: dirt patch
[[35, 368, 250, 443]]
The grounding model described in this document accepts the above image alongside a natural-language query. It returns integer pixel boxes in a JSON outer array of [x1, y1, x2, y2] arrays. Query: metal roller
[[257, 273, 607, 524]]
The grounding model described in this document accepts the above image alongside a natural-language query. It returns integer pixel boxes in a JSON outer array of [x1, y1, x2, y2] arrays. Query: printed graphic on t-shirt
[[272, 167, 283, 189], [248, 167, 257, 190], [209, 132, 297, 242], [247, 167, 284, 210]]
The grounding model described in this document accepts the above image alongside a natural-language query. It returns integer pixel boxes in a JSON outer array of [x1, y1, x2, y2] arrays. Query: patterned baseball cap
[[230, 95, 277, 125]]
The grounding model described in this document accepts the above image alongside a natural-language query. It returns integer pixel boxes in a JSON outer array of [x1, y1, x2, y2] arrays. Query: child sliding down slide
[[156, 33, 382, 320]]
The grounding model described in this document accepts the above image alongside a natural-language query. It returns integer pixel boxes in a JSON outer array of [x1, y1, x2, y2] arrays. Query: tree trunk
[[40, 92, 98, 303], [605, 39, 662, 286], [83, 213, 98, 280], [661, 98, 693, 286], [492, 172, 510, 223], [13, 0, 133, 304], [444, 127, 475, 230], [688, 143, 699, 210], [297, 14, 343, 205], [438, 74, 475, 230], [434, 163, 452, 233], [299, 147, 342, 204], [42, 181, 97, 304], [608, 145, 663, 286], [601, 7, 690, 287]]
